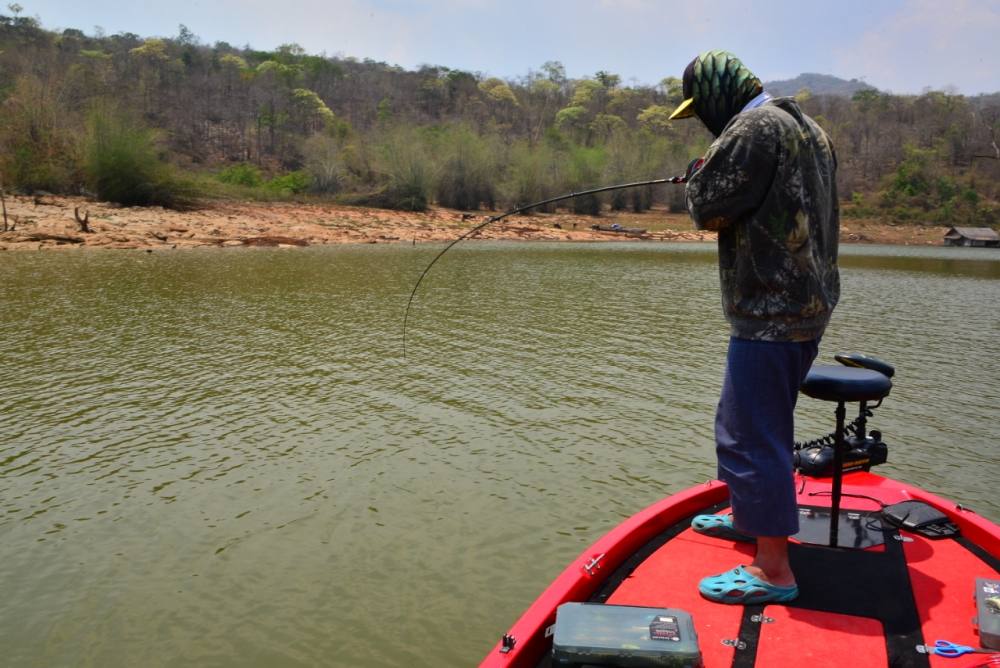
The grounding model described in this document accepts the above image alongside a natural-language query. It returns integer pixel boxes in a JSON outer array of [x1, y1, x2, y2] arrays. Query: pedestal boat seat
[[800, 360, 893, 546]]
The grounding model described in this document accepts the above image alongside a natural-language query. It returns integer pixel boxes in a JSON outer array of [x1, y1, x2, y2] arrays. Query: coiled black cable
[[794, 408, 874, 450]]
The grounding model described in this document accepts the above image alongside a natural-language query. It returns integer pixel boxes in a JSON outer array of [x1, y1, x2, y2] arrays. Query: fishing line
[[401, 176, 688, 358]]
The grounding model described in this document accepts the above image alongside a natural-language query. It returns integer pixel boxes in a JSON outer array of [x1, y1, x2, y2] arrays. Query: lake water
[[1, 242, 998, 667]]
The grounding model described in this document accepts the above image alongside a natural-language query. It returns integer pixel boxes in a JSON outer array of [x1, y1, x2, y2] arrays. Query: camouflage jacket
[[686, 97, 840, 342]]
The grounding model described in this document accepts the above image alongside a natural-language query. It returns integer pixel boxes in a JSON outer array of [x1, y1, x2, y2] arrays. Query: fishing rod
[[402, 175, 688, 358]]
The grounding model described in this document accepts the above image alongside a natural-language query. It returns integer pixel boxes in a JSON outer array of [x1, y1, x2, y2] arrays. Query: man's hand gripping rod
[[402, 175, 688, 358]]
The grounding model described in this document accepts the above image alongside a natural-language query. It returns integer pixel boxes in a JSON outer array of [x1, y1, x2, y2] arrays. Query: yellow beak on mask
[[668, 97, 696, 120]]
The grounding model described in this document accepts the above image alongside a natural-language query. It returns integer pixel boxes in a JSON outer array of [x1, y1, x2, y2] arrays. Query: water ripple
[[0, 243, 997, 666]]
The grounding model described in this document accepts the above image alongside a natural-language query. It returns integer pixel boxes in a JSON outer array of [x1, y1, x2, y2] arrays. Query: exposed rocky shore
[[0, 195, 949, 251]]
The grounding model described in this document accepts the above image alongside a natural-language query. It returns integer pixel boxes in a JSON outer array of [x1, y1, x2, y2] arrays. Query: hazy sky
[[18, 0, 1000, 94]]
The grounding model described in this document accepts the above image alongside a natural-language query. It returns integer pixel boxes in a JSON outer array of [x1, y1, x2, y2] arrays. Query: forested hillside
[[1, 11, 998, 225], [764, 73, 876, 98]]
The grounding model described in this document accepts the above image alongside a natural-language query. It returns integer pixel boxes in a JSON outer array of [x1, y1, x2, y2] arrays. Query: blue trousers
[[716, 337, 819, 537]]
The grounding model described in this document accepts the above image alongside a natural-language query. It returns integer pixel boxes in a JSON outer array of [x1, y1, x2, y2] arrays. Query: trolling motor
[[794, 353, 895, 477], [794, 430, 889, 477]]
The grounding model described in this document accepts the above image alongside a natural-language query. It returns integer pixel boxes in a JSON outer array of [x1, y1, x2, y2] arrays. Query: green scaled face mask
[[672, 50, 763, 137]]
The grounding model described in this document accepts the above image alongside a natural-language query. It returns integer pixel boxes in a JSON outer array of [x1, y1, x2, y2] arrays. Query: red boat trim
[[479, 480, 729, 667]]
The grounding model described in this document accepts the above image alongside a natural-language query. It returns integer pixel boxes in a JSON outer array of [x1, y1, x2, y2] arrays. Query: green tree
[[637, 105, 674, 134], [0, 75, 79, 192], [433, 125, 499, 210], [84, 106, 196, 207]]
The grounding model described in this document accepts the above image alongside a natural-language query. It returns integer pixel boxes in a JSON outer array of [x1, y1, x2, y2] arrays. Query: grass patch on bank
[[198, 165, 314, 201]]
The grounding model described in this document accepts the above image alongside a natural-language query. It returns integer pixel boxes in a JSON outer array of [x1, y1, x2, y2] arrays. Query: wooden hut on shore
[[943, 227, 1000, 247]]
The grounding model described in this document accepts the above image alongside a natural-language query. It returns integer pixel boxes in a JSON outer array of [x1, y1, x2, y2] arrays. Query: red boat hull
[[480, 472, 1000, 668]]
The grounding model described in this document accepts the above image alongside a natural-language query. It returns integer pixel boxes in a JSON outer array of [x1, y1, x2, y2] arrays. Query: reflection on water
[[839, 244, 1000, 279], [1, 242, 997, 666]]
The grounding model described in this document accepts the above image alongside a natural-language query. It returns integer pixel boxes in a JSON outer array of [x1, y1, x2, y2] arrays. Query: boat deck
[[501, 474, 1000, 668]]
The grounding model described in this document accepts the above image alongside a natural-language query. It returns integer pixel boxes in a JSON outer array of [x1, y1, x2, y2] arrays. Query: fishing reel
[[794, 353, 895, 478]]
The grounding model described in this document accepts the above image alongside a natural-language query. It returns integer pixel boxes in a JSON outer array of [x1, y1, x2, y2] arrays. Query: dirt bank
[[0, 195, 949, 251]]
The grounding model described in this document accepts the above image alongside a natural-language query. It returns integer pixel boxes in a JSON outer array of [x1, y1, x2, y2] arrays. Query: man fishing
[[668, 51, 840, 604]]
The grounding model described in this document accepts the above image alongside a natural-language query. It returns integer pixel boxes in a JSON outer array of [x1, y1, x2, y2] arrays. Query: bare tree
[[73, 206, 91, 233]]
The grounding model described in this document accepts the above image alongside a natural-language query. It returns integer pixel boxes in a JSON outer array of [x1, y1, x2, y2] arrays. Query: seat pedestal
[[801, 365, 893, 547]]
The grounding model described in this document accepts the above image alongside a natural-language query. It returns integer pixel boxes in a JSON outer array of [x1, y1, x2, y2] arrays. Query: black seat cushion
[[801, 365, 893, 403], [834, 352, 895, 378]]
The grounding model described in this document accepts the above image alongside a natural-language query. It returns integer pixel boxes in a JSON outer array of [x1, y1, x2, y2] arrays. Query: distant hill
[[765, 73, 878, 97]]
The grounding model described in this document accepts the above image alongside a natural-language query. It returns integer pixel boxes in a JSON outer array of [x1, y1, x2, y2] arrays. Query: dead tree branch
[[972, 137, 1000, 161], [972, 139, 1000, 160], [1, 186, 8, 232], [16, 232, 83, 244], [73, 207, 92, 233]]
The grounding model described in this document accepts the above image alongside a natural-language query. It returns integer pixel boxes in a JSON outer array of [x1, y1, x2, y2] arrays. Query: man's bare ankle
[[746, 563, 796, 586]]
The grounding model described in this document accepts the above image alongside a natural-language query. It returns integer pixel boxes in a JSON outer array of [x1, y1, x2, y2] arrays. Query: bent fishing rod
[[402, 175, 688, 358]]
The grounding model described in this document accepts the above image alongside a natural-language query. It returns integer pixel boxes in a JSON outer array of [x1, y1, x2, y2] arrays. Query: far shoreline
[[0, 194, 955, 251]]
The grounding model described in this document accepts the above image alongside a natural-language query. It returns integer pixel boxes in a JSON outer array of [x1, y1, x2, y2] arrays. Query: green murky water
[[1, 243, 998, 666]]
